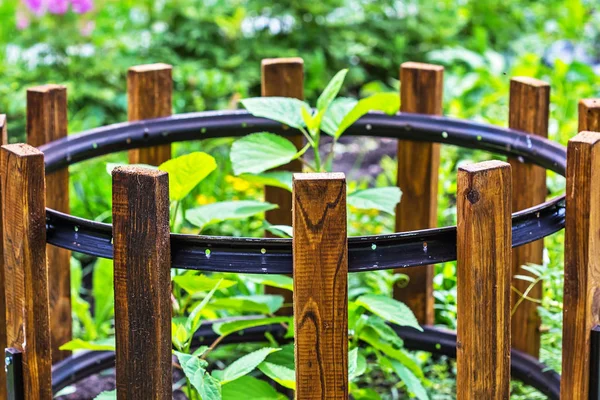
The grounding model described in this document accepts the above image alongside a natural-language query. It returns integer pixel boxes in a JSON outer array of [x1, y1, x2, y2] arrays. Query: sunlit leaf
[[230, 132, 299, 175], [238, 171, 293, 191], [173, 274, 236, 295], [355, 294, 421, 330], [241, 97, 308, 129], [222, 376, 286, 400], [186, 200, 277, 231], [347, 187, 402, 215], [222, 347, 280, 384], [210, 295, 284, 314], [213, 316, 292, 337], [321, 97, 358, 137], [335, 92, 399, 138], [60, 338, 115, 352], [258, 362, 295, 389], [317, 69, 348, 112], [158, 152, 217, 201], [244, 274, 293, 291]]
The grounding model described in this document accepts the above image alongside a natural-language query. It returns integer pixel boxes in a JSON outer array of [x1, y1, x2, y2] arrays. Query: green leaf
[[264, 224, 293, 238], [391, 360, 429, 400], [317, 69, 348, 112], [173, 274, 236, 295], [213, 316, 291, 337], [93, 258, 114, 330], [175, 351, 221, 400], [335, 92, 400, 138], [258, 362, 296, 389], [241, 97, 308, 129], [348, 348, 367, 381], [244, 274, 294, 291], [173, 323, 189, 351], [210, 295, 284, 314], [186, 200, 278, 231], [355, 294, 421, 330], [238, 171, 293, 191], [222, 376, 285, 400], [60, 338, 115, 352], [321, 97, 358, 137], [364, 315, 404, 348], [231, 132, 299, 175], [347, 187, 402, 215], [158, 152, 217, 201], [94, 390, 117, 400], [185, 279, 223, 335], [265, 343, 295, 368], [222, 347, 280, 384]]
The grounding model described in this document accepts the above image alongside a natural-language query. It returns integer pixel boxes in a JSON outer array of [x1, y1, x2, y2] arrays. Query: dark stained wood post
[[127, 64, 173, 165], [456, 161, 511, 400], [293, 173, 348, 399], [112, 166, 172, 399], [507, 77, 550, 357], [26, 84, 72, 362], [394, 62, 443, 325], [561, 131, 600, 399], [0, 115, 7, 400], [1, 144, 52, 399], [262, 57, 304, 315], [579, 99, 600, 132]]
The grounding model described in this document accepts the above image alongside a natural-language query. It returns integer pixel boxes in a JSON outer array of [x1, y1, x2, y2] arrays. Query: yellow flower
[[226, 175, 252, 192], [195, 194, 216, 205]]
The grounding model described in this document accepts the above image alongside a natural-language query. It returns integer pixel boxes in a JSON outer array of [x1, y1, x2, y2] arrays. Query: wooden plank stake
[[26, 84, 72, 362], [1, 144, 52, 399], [262, 58, 304, 315], [579, 99, 600, 132], [112, 166, 172, 399], [293, 173, 348, 399], [394, 62, 443, 324], [456, 160, 511, 400], [127, 64, 173, 165], [561, 131, 600, 399], [507, 77, 549, 357], [0, 115, 7, 400]]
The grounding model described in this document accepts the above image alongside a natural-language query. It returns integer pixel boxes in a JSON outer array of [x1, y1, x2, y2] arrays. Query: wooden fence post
[[561, 131, 600, 399], [394, 62, 443, 325], [26, 84, 72, 362], [579, 99, 600, 132], [127, 64, 173, 165], [456, 161, 511, 399], [262, 57, 304, 315], [112, 166, 172, 399], [0, 115, 7, 400], [1, 144, 52, 399], [507, 77, 550, 357], [293, 173, 348, 399]]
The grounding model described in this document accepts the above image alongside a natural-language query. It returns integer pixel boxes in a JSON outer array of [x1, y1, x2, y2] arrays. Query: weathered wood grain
[[561, 131, 600, 399], [26, 84, 72, 362], [0, 115, 7, 400], [262, 57, 304, 315], [112, 166, 172, 400], [127, 63, 173, 165], [394, 61, 443, 324], [1, 143, 52, 399], [293, 173, 348, 399], [507, 77, 549, 357], [456, 160, 511, 400], [579, 99, 600, 132]]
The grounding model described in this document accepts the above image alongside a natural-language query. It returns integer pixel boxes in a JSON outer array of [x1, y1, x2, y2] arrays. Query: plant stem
[[170, 200, 181, 231], [200, 334, 226, 360]]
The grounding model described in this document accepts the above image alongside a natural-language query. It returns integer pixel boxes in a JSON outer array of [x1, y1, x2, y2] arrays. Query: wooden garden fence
[[0, 59, 600, 399]]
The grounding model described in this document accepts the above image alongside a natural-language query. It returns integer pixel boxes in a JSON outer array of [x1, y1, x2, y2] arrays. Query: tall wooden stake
[[113, 166, 172, 399], [507, 77, 549, 357], [1, 144, 52, 399], [394, 62, 443, 324], [26, 84, 72, 362], [293, 173, 348, 399], [127, 64, 173, 165], [456, 161, 511, 399], [579, 99, 600, 132]]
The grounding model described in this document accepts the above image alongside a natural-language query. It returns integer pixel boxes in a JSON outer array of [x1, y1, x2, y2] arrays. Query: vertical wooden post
[[26, 84, 72, 362], [127, 64, 173, 165], [112, 166, 172, 399], [561, 131, 600, 399], [579, 99, 600, 132], [293, 173, 348, 399], [0, 115, 7, 400], [394, 62, 443, 325], [507, 77, 549, 357], [456, 161, 511, 399], [1, 144, 52, 399], [262, 58, 304, 315]]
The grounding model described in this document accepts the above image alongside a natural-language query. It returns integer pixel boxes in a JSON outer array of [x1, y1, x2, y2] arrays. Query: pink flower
[[16, 11, 30, 30], [71, 0, 93, 14], [23, 0, 45, 16], [48, 0, 69, 15]]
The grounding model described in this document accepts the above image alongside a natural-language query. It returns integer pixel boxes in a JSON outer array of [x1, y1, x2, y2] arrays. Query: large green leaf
[[321, 97, 358, 137], [258, 362, 296, 389], [158, 152, 217, 201], [230, 132, 299, 175], [244, 274, 294, 291], [347, 187, 402, 215], [173, 274, 236, 296], [335, 92, 400, 138], [364, 315, 404, 348], [222, 347, 280, 384], [316, 69, 348, 112], [210, 295, 284, 314], [175, 351, 221, 400], [222, 376, 286, 400], [186, 200, 278, 230], [238, 171, 293, 191], [60, 338, 115, 352], [241, 97, 308, 129], [213, 316, 292, 337], [355, 294, 421, 330], [94, 391, 117, 400], [93, 258, 114, 329], [391, 360, 429, 400]]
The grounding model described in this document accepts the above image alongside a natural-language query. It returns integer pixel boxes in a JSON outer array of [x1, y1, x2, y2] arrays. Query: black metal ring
[[51, 320, 561, 399], [41, 111, 567, 273]]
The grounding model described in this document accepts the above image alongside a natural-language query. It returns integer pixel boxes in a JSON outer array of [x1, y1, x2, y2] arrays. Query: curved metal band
[[51, 320, 561, 399], [42, 111, 567, 273]]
